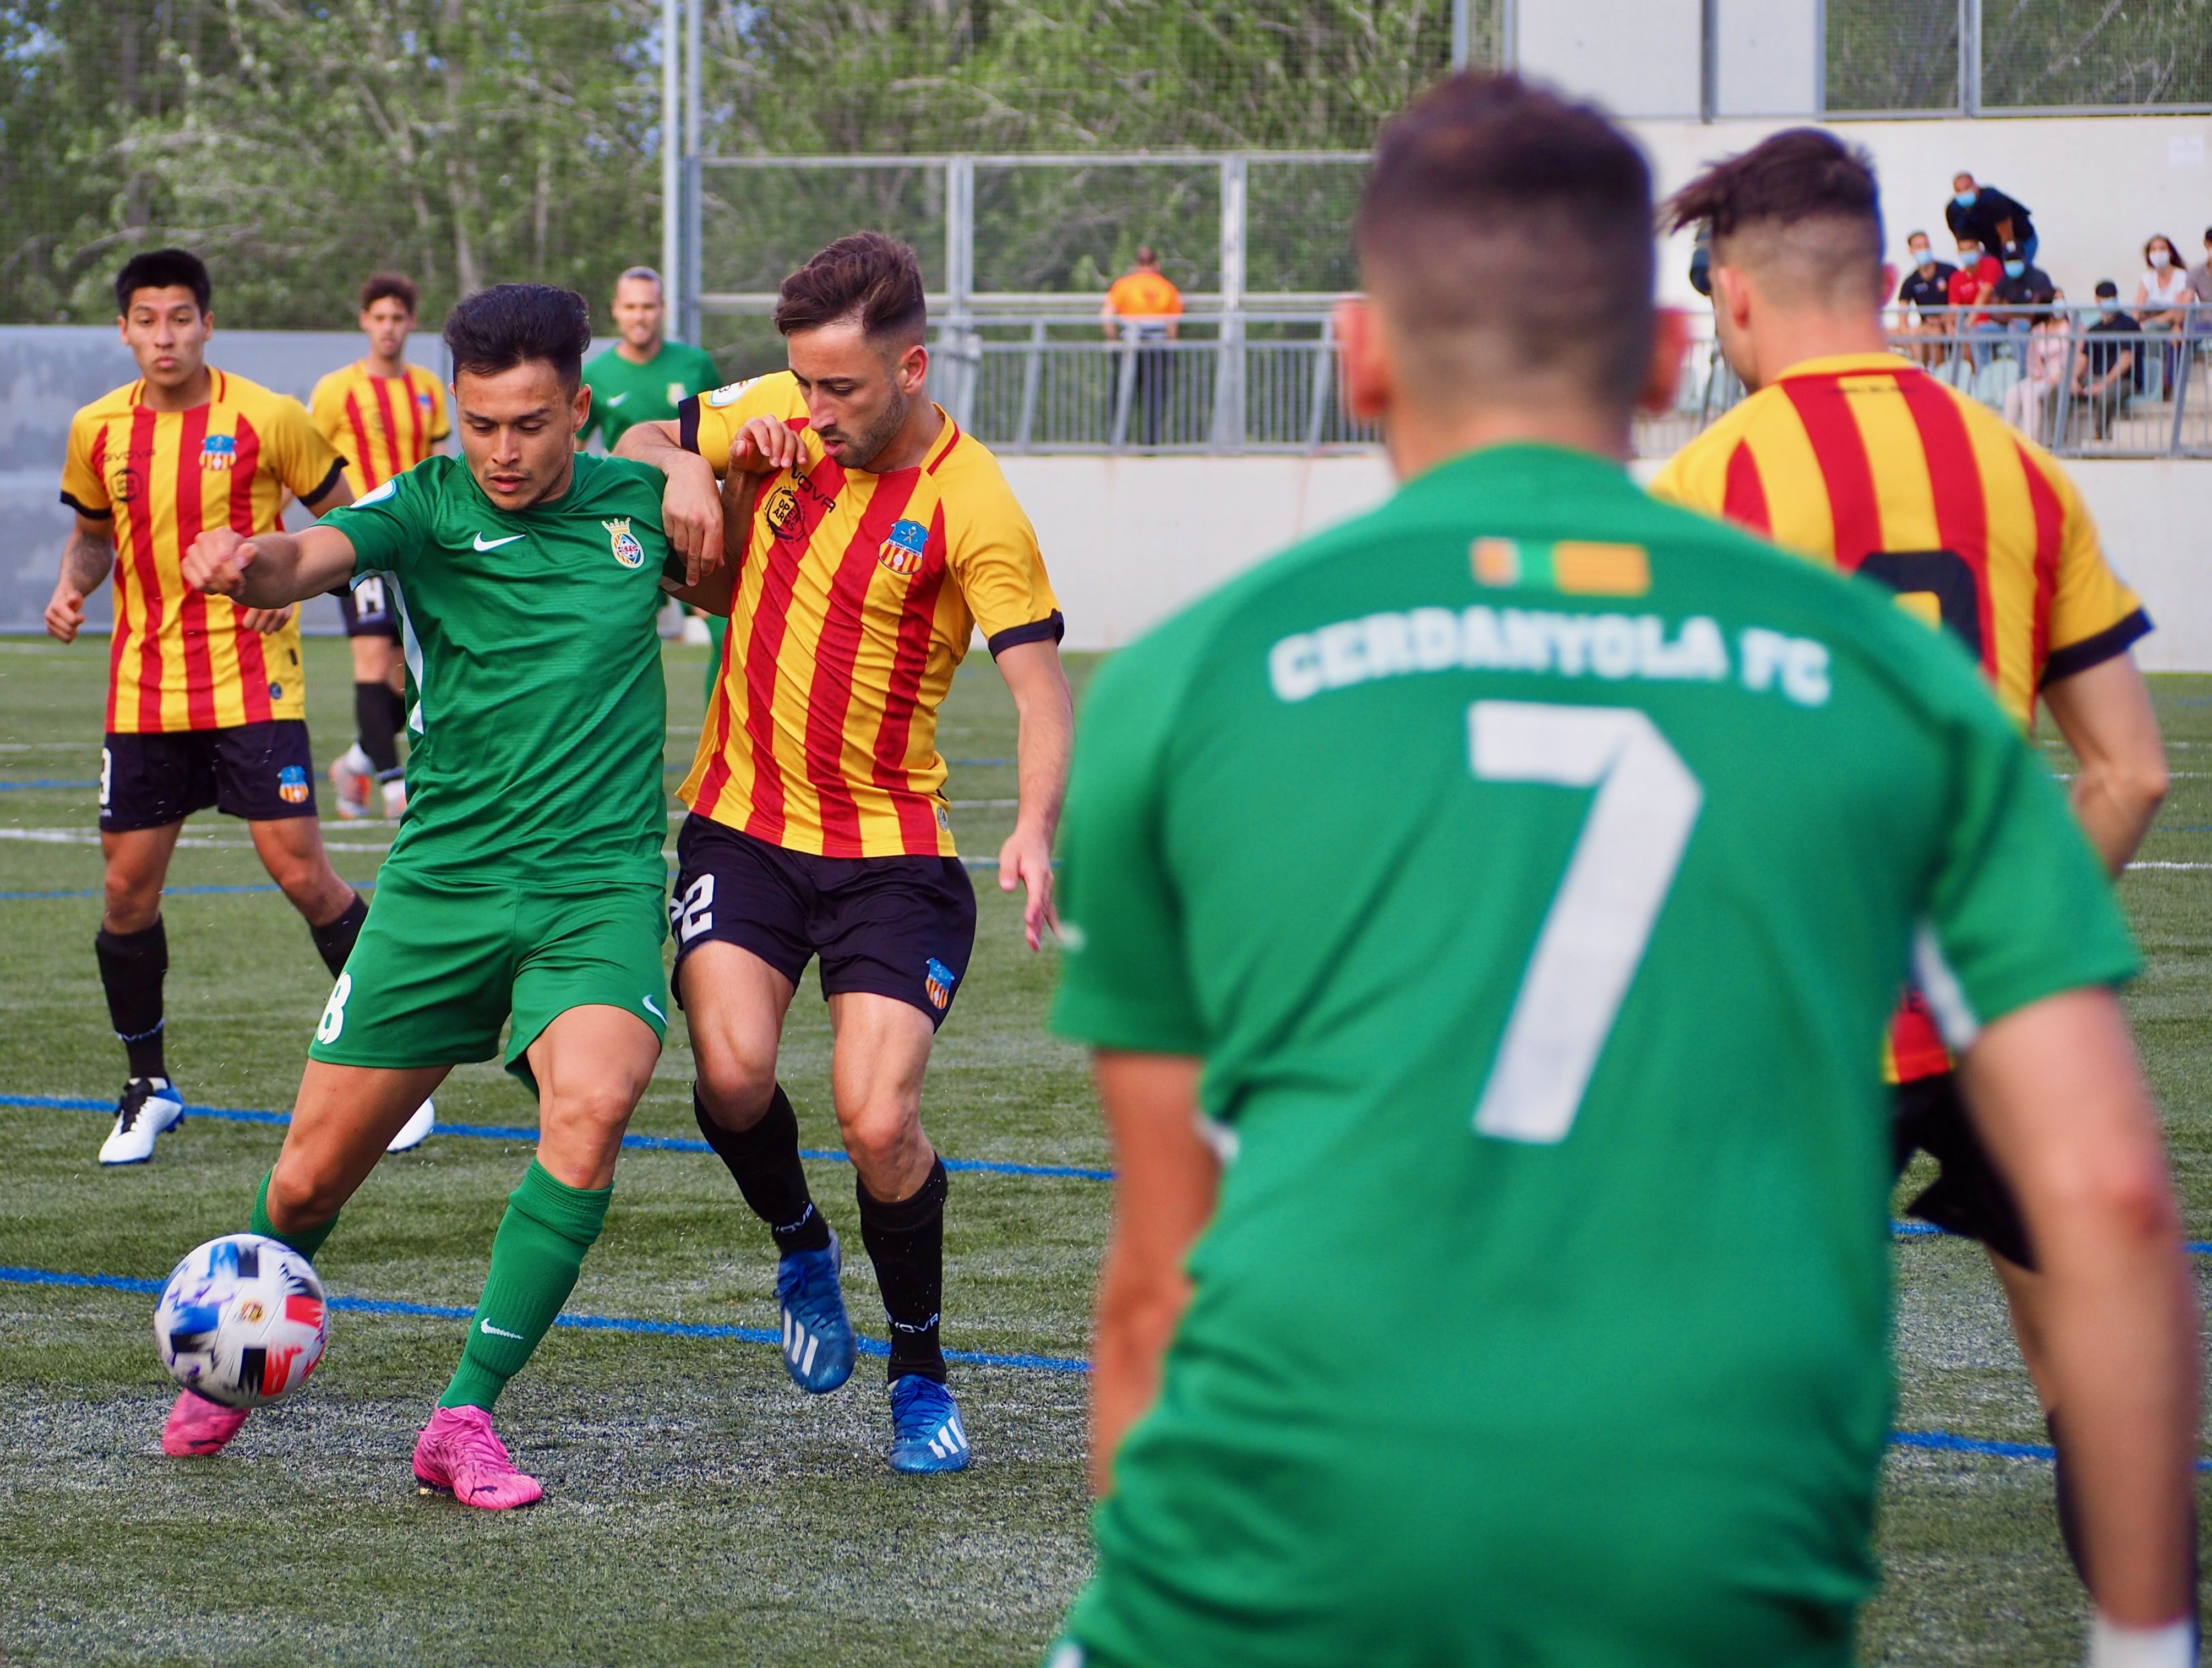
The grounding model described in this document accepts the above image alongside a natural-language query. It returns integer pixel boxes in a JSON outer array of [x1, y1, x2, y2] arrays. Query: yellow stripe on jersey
[[61, 370, 343, 733], [678, 372, 1061, 858]]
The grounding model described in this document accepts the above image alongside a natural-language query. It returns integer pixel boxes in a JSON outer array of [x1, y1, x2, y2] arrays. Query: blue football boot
[[775, 1229, 857, 1394], [887, 1373, 972, 1473]]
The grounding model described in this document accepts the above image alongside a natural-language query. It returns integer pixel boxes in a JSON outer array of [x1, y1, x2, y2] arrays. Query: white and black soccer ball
[[154, 1234, 328, 1409]]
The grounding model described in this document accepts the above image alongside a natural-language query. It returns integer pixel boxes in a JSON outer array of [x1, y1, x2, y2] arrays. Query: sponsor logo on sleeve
[[705, 378, 758, 408]]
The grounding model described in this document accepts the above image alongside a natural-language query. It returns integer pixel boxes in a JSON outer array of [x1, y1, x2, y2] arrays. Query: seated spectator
[[1893, 231, 1955, 365], [1947, 236, 2003, 367], [1993, 244, 2056, 355], [2134, 234, 2195, 391], [2072, 281, 2139, 440], [2188, 227, 2212, 335], [1946, 173, 2036, 264], [2002, 309, 2069, 443]]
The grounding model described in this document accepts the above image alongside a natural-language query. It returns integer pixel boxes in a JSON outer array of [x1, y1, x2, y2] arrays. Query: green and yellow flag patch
[[1470, 536, 1650, 597]]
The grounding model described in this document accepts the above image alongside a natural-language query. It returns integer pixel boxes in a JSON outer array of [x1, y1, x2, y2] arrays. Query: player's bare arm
[[1958, 987, 2198, 1634], [211, 471, 357, 636], [1087, 1049, 1214, 1497], [994, 640, 1075, 950], [183, 524, 360, 610], [2041, 657, 2169, 873], [44, 514, 117, 643], [622, 411, 802, 582]]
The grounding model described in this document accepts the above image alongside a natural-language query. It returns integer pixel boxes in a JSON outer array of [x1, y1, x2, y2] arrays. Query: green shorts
[[307, 867, 669, 1092]]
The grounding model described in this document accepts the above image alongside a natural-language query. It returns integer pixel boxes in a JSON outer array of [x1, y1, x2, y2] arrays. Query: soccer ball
[[154, 1234, 329, 1409]]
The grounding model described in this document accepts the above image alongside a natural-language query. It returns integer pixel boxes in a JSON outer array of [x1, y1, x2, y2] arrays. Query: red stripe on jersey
[[173, 406, 219, 729], [1893, 370, 1996, 677], [1780, 375, 1884, 569], [804, 474, 921, 855], [228, 416, 273, 722], [1721, 439, 1771, 535], [691, 625, 741, 822], [124, 407, 166, 733], [871, 502, 951, 854], [738, 457, 848, 844], [91, 424, 124, 731], [343, 391, 379, 490], [2018, 444, 2065, 689], [925, 421, 961, 475], [370, 376, 404, 482]]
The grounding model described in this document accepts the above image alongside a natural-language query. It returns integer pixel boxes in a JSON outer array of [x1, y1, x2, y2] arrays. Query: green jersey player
[[169, 284, 725, 1508], [1049, 77, 2198, 1667]]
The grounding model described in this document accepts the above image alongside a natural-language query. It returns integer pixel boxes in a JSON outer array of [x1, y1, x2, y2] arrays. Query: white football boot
[[99, 1077, 186, 1165], [386, 1097, 435, 1153], [328, 744, 374, 820], [379, 776, 407, 819]]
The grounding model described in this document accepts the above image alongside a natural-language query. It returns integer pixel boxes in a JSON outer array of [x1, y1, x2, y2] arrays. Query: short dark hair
[[116, 249, 211, 317], [441, 284, 592, 388], [2095, 279, 2120, 299], [1663, 128, 1884, 309], [1354, 72, 1655, 411], [359, 272, 418, 315], [773, 233, 928, 345]]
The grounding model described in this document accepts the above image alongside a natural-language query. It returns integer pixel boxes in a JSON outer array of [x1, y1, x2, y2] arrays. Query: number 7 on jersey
[[1469, 702, 1703, 1144]]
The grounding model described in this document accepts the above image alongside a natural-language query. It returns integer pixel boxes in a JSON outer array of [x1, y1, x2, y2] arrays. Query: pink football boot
[[411, 1405, 543, 1510], [162, 1388, 249, 1457]]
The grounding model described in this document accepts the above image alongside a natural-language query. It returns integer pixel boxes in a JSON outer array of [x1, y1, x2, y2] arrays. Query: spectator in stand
[[2003, 308, 2070, 443], [2187, 227, 2212, 330], [2133, 234, 2195, 394], [1994, 242, 2056, 357], [1948, 234, 2002, 368], [1946, 173, 2037, 264], [1894, 230, 1955, 365], [2074, 280, 2139, 441], [1101, 246, 1183, 445]]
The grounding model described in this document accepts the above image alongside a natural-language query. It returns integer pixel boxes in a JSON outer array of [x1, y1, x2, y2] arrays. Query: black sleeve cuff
[[678, 395, 701, 456], [59, 491, 111, 519], [2041, 608, 2152, 688], [987, 610, 1066, 658], [302, 459, 348, 506]]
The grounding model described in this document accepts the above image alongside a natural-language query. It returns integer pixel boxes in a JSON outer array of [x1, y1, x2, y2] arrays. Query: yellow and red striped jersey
[[309, 360, 449, 493], [678, 372, 1062, 858], [1650, 349, 2149, 1078], [61, 370, 345, 734]]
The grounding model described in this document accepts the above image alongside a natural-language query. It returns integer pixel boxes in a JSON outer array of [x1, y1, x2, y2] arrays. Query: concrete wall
[[1008, 453, 2212, 673]]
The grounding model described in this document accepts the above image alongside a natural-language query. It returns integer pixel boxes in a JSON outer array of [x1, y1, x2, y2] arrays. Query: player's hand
[[183, 527, 257, 597], [660, 452, 723, 586], [728, 416, 802, 476], [998, 824, 1059, 952], [237, 604, 293, 634], [45, 582, 85, 644]]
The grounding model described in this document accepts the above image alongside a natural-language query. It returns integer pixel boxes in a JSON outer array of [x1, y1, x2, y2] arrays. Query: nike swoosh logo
[[480, 1319, 524, 1338], [606, 393, 629, 406], [473, 532, 524, 551], [642, 995, 666, 1022]]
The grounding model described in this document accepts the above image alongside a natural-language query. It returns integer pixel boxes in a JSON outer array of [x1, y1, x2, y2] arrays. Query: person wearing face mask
[[1993, 241, 2056, 361], [2074, 280, 2141, 441], [1894, 231, 1955, 365], [1945, 172, 2037, 265], [2132, 235, 2195, 395], [1946, 235, 2003, 370]]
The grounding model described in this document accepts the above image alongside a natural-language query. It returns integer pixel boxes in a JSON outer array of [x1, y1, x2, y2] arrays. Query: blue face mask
[[1954, 190, 1977, 207], [2003, 259, 2025, 278]]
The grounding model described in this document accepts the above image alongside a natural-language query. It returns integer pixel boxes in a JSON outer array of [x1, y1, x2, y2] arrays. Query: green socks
[[248, 1169, 338, 1263], [440, 1160, 612, 1411]]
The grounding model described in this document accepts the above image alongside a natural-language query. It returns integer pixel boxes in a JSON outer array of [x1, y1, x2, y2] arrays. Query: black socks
[[95, 920, 167, 1080], [309, 892, 369, 978], [858, 1158, 949, 1383], [355, 682, 403, 777], [694, 1084, 832, 1255]]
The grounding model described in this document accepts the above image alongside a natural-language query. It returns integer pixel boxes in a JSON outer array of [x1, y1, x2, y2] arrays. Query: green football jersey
[[325, 451, 679, 889], [577, 340, 722, 450], [1050, 444, 2136, 1666]]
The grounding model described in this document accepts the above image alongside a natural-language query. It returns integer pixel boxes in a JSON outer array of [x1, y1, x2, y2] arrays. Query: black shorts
[[335, 573, 400, 640], [669, 814, 977, 1028], [1892, 1071, 2034, 1269], [99, 720, 318, 832]]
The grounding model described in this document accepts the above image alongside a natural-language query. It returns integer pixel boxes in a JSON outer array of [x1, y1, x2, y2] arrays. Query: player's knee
[[101, 875, 161, 933], [266, 1158, 345, 1230], [837, 1099, 922, 1175], [544, 1078, 638, 1142], [693, 1040, 778, 1127]]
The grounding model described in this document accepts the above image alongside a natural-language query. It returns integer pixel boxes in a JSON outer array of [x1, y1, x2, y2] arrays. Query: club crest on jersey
[[879, 518, 929, 576], [277, 765, 310, 805], [603, 517, 646, 569], [923, 957, 959, 1011], [199, 433, 237, 472]]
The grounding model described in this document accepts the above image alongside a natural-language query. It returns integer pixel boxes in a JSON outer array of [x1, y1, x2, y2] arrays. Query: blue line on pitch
[[0, 1093, 1114, 1181], [0, 1264, 1086, 1374], [0, 780, 96, 791]]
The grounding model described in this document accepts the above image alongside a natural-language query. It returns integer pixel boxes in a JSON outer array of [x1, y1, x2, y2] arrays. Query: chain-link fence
[[1827, 0, 2212, 115]]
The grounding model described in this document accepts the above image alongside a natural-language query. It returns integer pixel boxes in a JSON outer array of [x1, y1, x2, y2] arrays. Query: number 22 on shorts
[[1468, 701, 1703, 1145]]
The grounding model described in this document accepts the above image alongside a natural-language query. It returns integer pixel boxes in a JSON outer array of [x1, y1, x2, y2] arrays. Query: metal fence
[[1824, 0, 2212, 116], [922, 303, 2212, 460]]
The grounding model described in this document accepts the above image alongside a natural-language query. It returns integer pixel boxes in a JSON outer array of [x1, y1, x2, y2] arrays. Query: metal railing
[[925, 303, 2212, 460]]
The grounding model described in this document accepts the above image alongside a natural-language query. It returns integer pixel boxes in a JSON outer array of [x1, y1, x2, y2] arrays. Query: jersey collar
[[1774, 350, 1918, 381]]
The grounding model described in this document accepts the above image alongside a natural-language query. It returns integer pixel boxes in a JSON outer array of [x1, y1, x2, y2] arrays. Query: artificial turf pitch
[[1, 632, 2208, 1665]]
